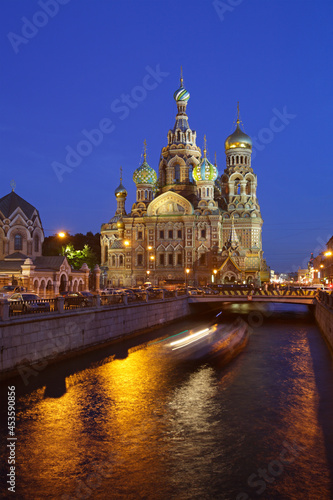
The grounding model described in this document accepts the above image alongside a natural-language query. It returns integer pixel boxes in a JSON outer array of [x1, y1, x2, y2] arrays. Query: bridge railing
[[190, 289, 318, 298], [0, 290, 187, 321]]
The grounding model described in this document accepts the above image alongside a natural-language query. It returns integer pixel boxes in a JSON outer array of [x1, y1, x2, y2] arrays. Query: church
[[100, 74, 269, 288], [0, 187, 89, 294]]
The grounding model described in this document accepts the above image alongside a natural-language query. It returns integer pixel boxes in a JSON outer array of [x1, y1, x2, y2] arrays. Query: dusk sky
[[1, 0, 332, 273]]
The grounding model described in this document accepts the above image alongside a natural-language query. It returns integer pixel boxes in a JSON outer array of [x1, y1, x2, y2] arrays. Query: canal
[[1, 303, 333, 499]]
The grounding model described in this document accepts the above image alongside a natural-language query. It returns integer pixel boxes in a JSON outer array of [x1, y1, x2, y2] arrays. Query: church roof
[[110, 239, 126, 249], [33, 256, 66, 270], [4, 252, 28, 261], [0, 191, 40, 220]]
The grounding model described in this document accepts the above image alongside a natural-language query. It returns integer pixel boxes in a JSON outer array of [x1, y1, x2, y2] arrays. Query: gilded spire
[[120, 166, 123, 183], [10, 180, 16, 192], [237, 101, 240, 124], [180, 65, 183, 87], [143, 139, 147, 162], [214, 152, 217, 167], [203, 135, 207, 158]]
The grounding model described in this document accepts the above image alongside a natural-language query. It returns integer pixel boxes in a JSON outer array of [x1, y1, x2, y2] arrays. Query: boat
[[163, 317, 248, 364]]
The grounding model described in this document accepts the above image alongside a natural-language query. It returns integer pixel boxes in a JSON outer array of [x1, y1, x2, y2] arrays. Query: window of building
[[168, 230, 173, 239], [174, 164, 180, 182], [168, 254, 173, 265], [138, 231, 143, 240], [112, 255, 116, 266], [159, 254, 165, 265], [104, 245, 108, 263], [119, 255, 124, 266], [199, 253, 206, 266], [177, 229, 182, 238], [137, 254, 143, 265], [14, 234, 22, 251], [201, 229, 206, 239], [159, 230, 164, 239], [189, 165, 193, 182], [34, 236, 39, 253], [177, 254, 182, 265]]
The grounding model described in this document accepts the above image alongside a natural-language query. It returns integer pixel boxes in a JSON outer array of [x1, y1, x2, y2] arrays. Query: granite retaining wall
[[0, 297, 190, 379]]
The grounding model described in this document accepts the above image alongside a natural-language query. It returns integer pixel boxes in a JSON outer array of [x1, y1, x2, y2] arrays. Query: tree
[[43, 232, 101, 265], [61, 244, 99, 270]]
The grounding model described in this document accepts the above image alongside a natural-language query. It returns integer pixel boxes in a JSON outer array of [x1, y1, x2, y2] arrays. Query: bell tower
[[158, 68, 201, 200]]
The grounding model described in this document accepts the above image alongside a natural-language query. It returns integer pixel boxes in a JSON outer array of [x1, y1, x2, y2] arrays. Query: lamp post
[[212, 269, 217, 284], [324, 251, 333, 285], [185, 268, 190, 291], [123, 240, 130, 286]]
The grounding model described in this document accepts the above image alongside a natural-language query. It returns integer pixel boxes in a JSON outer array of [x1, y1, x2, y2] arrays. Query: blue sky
[[1, 0, 332, 272]]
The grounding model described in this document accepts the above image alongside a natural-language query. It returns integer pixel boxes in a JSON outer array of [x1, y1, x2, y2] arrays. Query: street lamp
[[58, 232, 66, 238], [212, 269, 217, 284], [185, 268, 190, 291]]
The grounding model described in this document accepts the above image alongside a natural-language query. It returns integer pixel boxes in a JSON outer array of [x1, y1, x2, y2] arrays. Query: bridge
[[188, 289, 317, 305]]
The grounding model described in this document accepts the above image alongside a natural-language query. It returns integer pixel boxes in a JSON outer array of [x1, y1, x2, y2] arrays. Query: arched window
[[119, 255, 124, 265], [34, 235, 39, 252], [138, 191, 141, 200], [232, 156, 235, 165], [145, 190, 148, 200], [174, 164, 180, 182], [206, 187, 209, 197], [236, 156, 239, 163], [240, 156, 243, 164], [112, 255, 116, 266], [245, 157, 247, 165], [104, 245, 108, 263], [14, 234, 22, 251], [189, 165, 193, 182]]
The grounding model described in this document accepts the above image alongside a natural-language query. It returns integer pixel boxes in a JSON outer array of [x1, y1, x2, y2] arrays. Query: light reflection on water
[[1, 304, 333, 499]]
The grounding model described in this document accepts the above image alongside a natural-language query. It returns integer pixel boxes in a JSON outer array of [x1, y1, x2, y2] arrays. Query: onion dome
[[173, 67, 190, 102], [114, 166, 127, 198], [225, 123, 252, 150], [193, 136, 218, 182], [173, 85, 190, 102], [193, 157, 218, 182], [114, 181, 127, 198], [225, 103, 252, 150], [133, 160, 157, 185], [133, 140, 157, 185]]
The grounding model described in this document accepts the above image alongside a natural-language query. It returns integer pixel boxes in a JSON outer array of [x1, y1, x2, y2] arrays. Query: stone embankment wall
[[315, 291, 333, 352], [0, 297, 190, 379]]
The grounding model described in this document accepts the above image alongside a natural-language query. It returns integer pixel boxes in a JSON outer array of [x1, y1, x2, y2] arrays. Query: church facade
[[101, 76, 269, 288], [0, 189, 90, 294]]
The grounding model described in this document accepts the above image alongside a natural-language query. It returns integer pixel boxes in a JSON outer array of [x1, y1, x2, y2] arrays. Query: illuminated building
[[101, 74, 269, 287], [0, 188, 89, 293]]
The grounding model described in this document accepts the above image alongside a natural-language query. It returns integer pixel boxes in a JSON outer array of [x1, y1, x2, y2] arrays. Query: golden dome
[[225, 122, 252, 151], [114, 182, 127, 198]]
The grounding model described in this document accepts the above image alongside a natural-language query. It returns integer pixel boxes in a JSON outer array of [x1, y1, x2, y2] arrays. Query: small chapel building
[[0, 189, 89, 295]]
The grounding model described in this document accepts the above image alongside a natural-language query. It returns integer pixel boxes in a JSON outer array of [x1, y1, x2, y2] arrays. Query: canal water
[[1, 303, 333, 499]]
